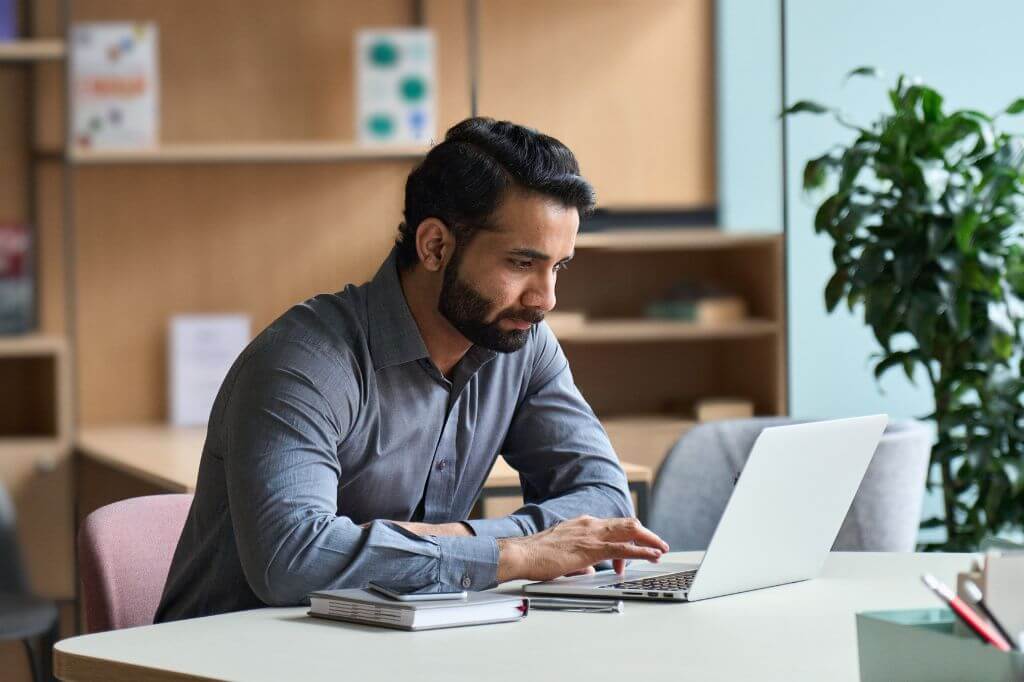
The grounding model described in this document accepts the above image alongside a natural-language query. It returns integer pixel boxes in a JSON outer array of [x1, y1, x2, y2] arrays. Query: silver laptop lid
[[685, 414, 888, 601]]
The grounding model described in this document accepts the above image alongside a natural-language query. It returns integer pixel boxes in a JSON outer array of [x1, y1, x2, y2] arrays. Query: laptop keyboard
[[598, 569, 696, 593]]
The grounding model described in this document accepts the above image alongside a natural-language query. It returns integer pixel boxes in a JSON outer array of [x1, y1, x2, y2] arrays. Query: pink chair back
[[78, 494, 193, 633]]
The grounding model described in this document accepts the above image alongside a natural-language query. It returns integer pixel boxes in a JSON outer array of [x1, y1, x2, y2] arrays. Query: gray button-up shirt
[[155, 248, 632, 622]]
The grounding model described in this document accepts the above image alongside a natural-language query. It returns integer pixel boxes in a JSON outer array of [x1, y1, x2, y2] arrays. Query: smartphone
[[367, 582, 468, 602]]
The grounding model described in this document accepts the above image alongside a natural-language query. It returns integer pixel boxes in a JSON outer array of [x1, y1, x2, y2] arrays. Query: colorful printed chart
[[356, 28, 436, 145], [71, 22, 159, 149]]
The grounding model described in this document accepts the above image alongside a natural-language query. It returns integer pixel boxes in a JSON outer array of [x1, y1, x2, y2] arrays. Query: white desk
[[55, 552, 971, 682]]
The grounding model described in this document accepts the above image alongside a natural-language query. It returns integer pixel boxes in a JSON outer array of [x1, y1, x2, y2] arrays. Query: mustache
[[499, 309, 545, 325]]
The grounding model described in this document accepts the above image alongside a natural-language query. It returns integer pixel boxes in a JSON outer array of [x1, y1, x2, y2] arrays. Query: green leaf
[[813, 193, 845, 234], [874, 354, 904, 380], [782, 100, 830, 117], [803, 155, 830, 190], [954, 212, 980, 253], [921, 88, 944, 122], [992, 332, 1014, 360], [845, 66, 880, 81], [1005, 98, 1024, 115], [824, 270, 848, 312]]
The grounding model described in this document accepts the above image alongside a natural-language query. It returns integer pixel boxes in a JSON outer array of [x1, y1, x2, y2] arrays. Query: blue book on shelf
[[0, 0, 17, 41]]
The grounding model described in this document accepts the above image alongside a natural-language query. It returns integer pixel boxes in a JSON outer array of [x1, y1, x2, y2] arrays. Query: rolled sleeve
[[463, 516, 529, 539], [436, 535, 500, 591]]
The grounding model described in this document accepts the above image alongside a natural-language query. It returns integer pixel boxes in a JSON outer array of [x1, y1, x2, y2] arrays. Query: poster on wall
[[71, 22, 159, 149], [168, 314, 250, 427], [0, 224, 33, 334], [356, 28, 436, 145]]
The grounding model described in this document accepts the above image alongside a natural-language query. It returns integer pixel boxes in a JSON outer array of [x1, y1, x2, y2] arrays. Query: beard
[[438, 251, 544, 353]]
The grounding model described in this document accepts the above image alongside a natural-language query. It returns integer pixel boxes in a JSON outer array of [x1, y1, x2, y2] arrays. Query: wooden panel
[[70, 142, 427, 164], [70, 0, 416, 142], [0, 68, 28, 220], [0, 39, 65, 60], [74, 161, 412, 425], [476, 0, 715, 209], [550, 318, 779, 343], [423, 0, 473, 132], [35, 161, 66, 334]]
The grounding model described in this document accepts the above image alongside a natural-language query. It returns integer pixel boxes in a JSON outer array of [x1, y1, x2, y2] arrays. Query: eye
[[554, 261, 570, 273], [510, 259, 532, 270]]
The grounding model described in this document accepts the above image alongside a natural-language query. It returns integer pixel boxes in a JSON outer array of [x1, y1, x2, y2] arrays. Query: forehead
[[477, 190, 579, 254]]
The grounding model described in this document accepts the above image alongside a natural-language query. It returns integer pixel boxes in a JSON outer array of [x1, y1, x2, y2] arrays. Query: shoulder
[[234, 284, 372, 388]]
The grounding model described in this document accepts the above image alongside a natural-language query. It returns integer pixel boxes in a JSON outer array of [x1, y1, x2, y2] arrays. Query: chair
[[0, 481, 59, 682], [78, 494, 193, 633], [648, 417, 932, 552]]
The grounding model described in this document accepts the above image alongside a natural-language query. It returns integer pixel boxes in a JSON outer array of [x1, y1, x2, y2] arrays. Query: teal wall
[[718, 0, 1024, 539], [715, 0, 781, 233]]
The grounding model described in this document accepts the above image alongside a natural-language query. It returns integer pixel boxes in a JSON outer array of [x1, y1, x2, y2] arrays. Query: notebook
[[308, 589, 528, 631]]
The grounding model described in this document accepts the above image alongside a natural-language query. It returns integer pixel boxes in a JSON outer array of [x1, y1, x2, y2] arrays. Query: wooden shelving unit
[[0, 38, 65, 61], [553, 228, 786, 471], [69, 141, 429, 165]]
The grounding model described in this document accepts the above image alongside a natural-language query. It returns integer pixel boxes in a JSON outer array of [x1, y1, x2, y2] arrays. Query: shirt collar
[[366, 248, 431, 370]]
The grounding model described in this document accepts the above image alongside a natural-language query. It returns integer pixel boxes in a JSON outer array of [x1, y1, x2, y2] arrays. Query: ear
[[415, 218, 455, 273]]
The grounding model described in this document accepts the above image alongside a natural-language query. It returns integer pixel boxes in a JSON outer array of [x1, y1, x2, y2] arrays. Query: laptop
[[523, 414, 888, 602]]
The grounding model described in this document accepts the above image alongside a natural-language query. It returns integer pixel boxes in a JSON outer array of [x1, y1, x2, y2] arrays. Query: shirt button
[[437, 460, 447, 471], [461, 576, 472, 589]]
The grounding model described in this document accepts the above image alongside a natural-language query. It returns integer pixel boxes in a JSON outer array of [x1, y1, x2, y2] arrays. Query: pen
[[962, 579, 1019, 652], [921, 574, 1012, 652], [528, 597, 624, 613]]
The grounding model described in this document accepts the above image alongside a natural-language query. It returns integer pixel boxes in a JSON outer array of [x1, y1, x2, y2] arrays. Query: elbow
[[252, 563, 311, 607]]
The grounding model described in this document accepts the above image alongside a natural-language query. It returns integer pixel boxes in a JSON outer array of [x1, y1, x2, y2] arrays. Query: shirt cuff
[[435, 535, 499, 591], [464, 515, 530, 539]]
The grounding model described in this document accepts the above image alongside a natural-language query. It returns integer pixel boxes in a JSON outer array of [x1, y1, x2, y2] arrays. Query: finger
[[602, 541, 663, 562], [604, 519, 670, 552], [613, 559, 626, 575]]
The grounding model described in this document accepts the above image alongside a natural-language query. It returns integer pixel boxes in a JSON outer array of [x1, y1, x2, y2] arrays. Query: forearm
[[243, 517, 497, 605]]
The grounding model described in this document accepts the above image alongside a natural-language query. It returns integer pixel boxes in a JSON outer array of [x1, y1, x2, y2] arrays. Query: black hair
[[395, 117, 596, 270]]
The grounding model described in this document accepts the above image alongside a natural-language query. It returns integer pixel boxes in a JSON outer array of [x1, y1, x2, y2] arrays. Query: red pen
[[921, 573, 1012, 652]]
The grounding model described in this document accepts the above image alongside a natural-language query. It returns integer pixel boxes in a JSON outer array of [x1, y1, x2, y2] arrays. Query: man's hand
[[496, 515, 669, 582]]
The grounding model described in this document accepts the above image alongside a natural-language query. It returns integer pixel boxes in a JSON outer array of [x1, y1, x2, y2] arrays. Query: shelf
[[0, 436, 69, 459], [549, 318, 780, 343], [0, 333, 67, 357], [574, 228, 781, 251], [0, 39, 66, 62], [69, 142, 430, 165]]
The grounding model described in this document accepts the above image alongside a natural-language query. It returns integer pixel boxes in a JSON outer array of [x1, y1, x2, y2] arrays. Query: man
[[156, 117, 669, 622]]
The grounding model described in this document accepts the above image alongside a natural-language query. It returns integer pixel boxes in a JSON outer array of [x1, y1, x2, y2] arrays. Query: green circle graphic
[[367, 113, 395, 138], [400, 76, 427, 102], [368, 41, 398, 67]]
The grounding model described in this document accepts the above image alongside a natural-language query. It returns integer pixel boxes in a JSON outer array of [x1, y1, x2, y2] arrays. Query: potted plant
[[785, 68, 1024, 550]]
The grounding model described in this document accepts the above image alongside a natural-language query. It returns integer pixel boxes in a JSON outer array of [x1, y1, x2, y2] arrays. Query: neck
[[399, 265, 472, 377]]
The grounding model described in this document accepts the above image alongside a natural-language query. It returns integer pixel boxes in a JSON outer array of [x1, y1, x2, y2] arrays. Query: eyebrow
[[508, 247, 574, 264]]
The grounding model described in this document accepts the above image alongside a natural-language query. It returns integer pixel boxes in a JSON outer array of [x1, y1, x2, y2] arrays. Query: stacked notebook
[[308, 589, 528, 631]]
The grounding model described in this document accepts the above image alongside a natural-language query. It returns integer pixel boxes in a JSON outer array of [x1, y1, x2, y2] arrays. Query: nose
[[522, 270, 557, 313]]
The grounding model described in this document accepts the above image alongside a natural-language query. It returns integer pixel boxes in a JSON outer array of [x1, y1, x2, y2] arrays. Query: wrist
[[496, 537, 524, 583]]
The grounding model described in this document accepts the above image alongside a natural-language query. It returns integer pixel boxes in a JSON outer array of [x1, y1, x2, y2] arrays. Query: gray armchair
[[648, 417, 932, 552], [0, 481, 58, 682]]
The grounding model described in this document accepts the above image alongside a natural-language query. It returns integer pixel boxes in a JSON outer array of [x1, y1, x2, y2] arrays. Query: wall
[[718, 0, 1024, 540]]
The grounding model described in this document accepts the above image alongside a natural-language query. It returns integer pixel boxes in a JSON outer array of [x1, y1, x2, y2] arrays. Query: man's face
[[438, 191, 578, 353]]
